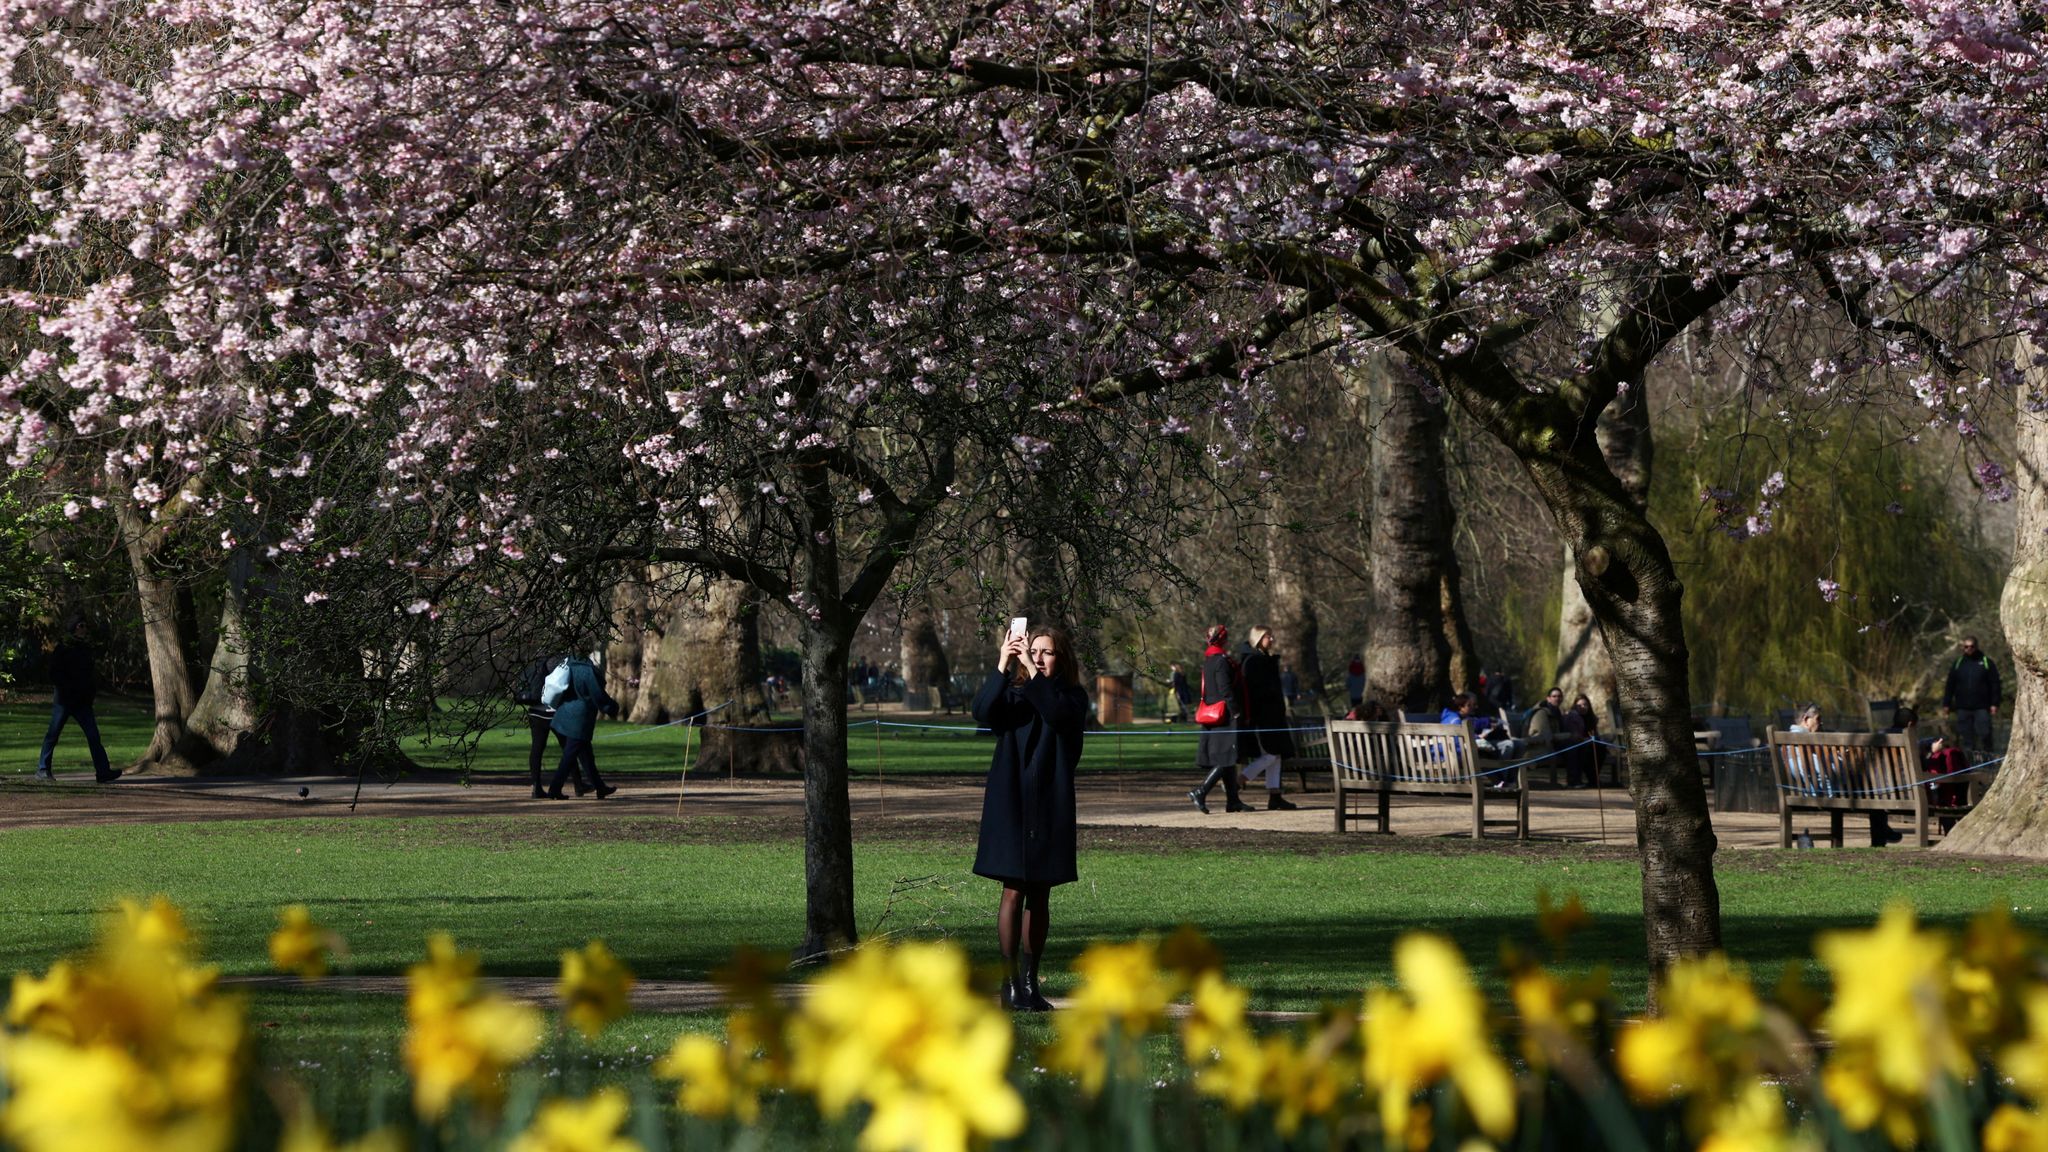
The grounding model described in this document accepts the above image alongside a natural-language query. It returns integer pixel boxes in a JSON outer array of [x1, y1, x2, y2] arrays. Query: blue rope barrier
[[1778, 755, 2003, 798], [594, 699, 732, 741], [1329, 757, 1525, 785]]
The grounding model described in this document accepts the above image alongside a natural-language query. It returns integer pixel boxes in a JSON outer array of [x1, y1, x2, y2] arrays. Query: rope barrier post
[[675, 719, 694, 820], [1592, 746, 1606, 844], [874, 717, 886, 818], [1117, 730, 1125, 795]]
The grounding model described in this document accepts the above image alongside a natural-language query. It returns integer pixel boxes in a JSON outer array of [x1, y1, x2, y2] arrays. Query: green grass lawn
[[3, 810, 2045, 1116], [1, 696, 1217, 778], [4, 814, 2045, 1003]]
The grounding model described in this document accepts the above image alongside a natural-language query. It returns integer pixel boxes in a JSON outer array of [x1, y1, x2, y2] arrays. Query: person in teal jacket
[[546, 655, 619, 798]]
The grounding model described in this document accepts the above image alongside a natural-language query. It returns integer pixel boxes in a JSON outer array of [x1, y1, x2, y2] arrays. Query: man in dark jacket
[[1943, 636, 2001, 755], [37, 619, 119, 783]]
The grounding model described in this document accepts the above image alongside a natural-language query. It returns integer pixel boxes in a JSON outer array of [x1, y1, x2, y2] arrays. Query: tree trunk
[[1517, 450, 1721, 968], [1556, 391, 1654, 717], [638, 580, 763, 720], [186, 552, 357, 776], [1360, 354, 1458, 713], [1399, 340, 1720, 973], [607, 574, 651, 720], [899, 596, 950, 711], [796, 613, 858, 960], [1940, 346, 2048, 854], [1265, 491, 1327, 713], [1440, 563, 1479, 697], [116, 499, 202, 775]]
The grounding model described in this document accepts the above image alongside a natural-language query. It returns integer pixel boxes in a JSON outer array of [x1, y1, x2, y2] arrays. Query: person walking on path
[[37, 618, 119, 784], [1238, 626, 1299, 810], [515, 654, 566, 799], [1167, 662, 1194, 723], [1525, 687, 1566, 785], [1345, 656, 1366, 711], [1189, 625, 1256, 814], [972, 623, 1088, 1012], [546, 654, 619, 799], [1942, 636, 2001, 757]]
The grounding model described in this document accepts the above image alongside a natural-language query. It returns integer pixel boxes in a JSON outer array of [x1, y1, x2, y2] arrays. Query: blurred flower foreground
[[2, 896, 2047, 1151]]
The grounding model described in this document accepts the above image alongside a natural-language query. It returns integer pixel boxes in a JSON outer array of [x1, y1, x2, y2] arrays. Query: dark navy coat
[[1196, 650, 1259, 768], [1240, 648, 1295, 758], [972, 667, 1087, 886], [549, 658, 617, 742]]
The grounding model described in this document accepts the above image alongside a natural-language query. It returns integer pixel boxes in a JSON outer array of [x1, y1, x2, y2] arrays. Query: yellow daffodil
[[1509, 961, 1608, 1068], [1361, 933, 1515, 1142], [506, 1089, 643, 1152], [401, 933, 541, 1119], [558, 940, 634, 1040], [1815, 902, 1967, 1144], [0, 897, 245, 1152], [1256, 1025, 1353, 1136], [268, 906, 333, 981], [1535, 889, 1592, 951], [1953, 906, 2038, 1051], [2000, 987, 2048, 1103], [1182, 970, 1261, 1110], [1984, 1104, 2048, 1152], [278, 1113, 406, 1152], [784, 940, 1023, 1152], [1044, 938, 1182, 1098], [1696, 1078, 1810, 1152], [1616, 953, 1763, 1103], [1159, 924, 1224, 980], [1063, 939, 1176, 1033], [656, 1033, 759, 1123]]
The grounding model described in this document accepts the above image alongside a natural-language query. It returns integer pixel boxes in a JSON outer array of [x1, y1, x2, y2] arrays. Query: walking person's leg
[[1254, 753, 1296, 810], [1017, 882, 1053, 1011], [73, 707, 117, 782], [36, 702, 67, 780], [546, 738, 584, 798], [580, 742, 615, 797], [996, 883, 1026, 1008], [527, 715, 552, 798]]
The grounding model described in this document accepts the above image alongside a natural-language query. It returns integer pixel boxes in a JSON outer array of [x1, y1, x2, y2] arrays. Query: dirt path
[[4, 768, 1810, 854]]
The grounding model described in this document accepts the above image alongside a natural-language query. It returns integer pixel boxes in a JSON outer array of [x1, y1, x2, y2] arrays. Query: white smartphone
[[1008, 616, 1028, 638]]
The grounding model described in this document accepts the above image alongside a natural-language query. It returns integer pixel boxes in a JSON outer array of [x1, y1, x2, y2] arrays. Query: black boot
[[1266, 790, 1298, 811], [999, 960, 1022, 1010], [1223, 772, 1254, 813], [1019, 951, 1054, 1012], [1190, 766, 1228, 814]]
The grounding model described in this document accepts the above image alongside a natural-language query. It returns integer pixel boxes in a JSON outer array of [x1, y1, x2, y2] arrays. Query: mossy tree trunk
[[1940, 345, 2048, 854]]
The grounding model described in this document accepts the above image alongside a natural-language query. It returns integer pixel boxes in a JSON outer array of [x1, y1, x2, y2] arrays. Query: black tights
[[997, 882, 1050, 968]]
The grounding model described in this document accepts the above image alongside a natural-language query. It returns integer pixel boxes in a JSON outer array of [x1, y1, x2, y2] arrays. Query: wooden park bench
[[1327, 720, 1529, 839], [1766, 726, 1991, 848], [1282, 722, 1328, 794]]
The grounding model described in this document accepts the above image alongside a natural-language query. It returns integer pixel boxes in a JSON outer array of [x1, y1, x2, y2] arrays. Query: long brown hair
[[1017, 624, 1081, 687]]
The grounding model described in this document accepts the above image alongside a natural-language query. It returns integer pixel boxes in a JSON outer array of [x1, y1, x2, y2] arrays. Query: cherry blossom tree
[[7, 0, 2045, 967]]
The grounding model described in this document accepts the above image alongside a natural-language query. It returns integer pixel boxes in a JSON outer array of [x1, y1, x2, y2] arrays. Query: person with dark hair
[[1943, 636, 2001, 757], [36, 618, 119, 784], [514, 653, 567, 799], [1565, 693, 1601, 788], [973, 622, 1088, 1012], [1166, 662, 1193, 723], [545, 653, 619, 799], [1238, 626, 1298, 810], [1190, 625, 1257, 814]]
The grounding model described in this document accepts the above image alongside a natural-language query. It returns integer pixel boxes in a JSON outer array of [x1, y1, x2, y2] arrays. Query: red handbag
[[1195, 667, 1228, 726]]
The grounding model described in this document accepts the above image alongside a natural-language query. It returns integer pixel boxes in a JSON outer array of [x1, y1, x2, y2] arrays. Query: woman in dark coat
[[1238, 626, 1299, 810], [1190, 625, 1257, 814], [547, 655, 620, 798], [973, 623, 1088, 1012]]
